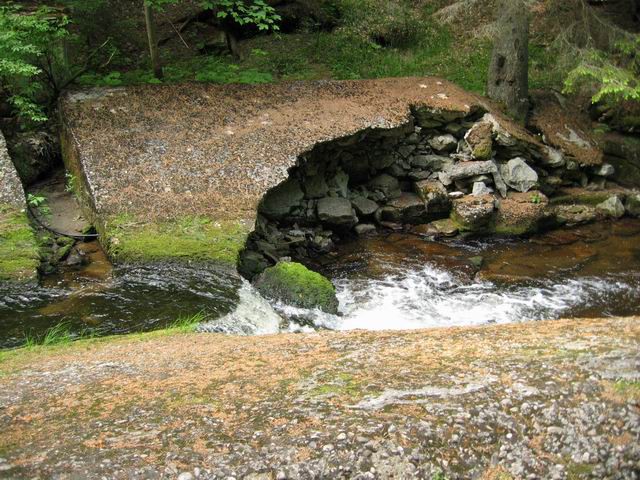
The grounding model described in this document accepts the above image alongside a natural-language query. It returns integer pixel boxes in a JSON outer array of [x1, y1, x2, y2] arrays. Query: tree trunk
[[144, 3, 163, 80], [487, 0, 529, 124], [634, 0, 640, 22], [224, 30, 241, 59]]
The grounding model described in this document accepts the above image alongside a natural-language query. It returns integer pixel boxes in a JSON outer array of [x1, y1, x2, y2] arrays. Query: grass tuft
[[169, 311, 208, 333]]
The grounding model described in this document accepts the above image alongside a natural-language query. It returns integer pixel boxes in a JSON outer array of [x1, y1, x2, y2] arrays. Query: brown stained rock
[[451, 194, 496, 231], [529, 91, 603, 167], [59, 78, 546, 227], [0, 317, 638, 478], [465, 121, 494, 160], [495, 191, 549, 235]]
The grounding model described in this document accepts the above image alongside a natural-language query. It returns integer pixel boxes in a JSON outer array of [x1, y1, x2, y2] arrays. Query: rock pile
[[239, 107, 638, 278]]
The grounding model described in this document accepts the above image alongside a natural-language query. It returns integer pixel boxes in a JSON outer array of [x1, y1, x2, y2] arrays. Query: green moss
[[103, 214, 250, 264], [550, 192, 614, 207], [613, 380, 640, 400], [254, 261, 338, 314], [0, 205, 39, 282]]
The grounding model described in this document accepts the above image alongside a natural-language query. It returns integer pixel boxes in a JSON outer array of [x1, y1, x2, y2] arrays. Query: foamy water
[[200, 264, 639, 334]]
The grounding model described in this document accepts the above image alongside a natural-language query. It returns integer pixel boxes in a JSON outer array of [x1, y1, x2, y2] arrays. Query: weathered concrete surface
[[1, 317, 638, 479], [530, 91, 604, 167], [0, 131, 25, 208], [59, 78, 550, 262], [0, 131, 39, 283]]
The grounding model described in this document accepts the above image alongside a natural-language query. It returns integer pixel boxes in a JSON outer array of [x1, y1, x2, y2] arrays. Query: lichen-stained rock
[[388, 192, 427, 224], [495, 191, 549, 235], [368, 174, 401, 201], [414, 179, 451, 217], [499, 158, 538, 193], [317, 197, 358, 227], [0, 131, 26, 208], [530, 91, 603, 166], [596, 196, 625, 219], [626, 193, 640, 217], [258, 178, 305, 220], [448, 160, 497, 181], [428, 134, 458, 153], [465, 122, 494, 160], [351, 196, 379, 217], [451, 194, 496, 231]]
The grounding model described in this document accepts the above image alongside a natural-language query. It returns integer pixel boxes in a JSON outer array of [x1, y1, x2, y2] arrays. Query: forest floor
[[1, 316, 639, 479]]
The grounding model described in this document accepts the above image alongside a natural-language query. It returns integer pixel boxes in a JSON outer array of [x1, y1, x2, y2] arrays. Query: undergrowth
[[0, 311, 208, 367]]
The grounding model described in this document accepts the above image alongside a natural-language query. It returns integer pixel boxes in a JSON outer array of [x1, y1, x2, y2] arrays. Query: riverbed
[[1, 220, 639, 348]]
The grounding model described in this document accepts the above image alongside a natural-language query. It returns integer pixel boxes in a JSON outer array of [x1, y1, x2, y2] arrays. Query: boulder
[[304, 174, 329, 199], [596, 196, 625, 218], [7, 130, 59, 185], [554, 204, 598, 226], [448, 161, 497, 181], [593, 163, 615, 177], [374, 206, 402, 224], [451, 194, 496, 231], [354, 223, 376, 236], [411, 218, 459, 238], [472, 182, 493, 196], [238, 250, 271, 279], [317, 197, 358, 227], [327, 169, 349, 198], [351, 196, 379, 217], [411, 154, 454, 171], [414, 180, 451, 216], [465, 122, 493, 160], [254, 261, 339, 314], [625, 193, 640, 217], [368, 174, 401, 200], [388, 192, 428, 224], [428, 134, 458, 153], [540, 147, 566, 168], [495, 191, 549, 235], [499, 158, 538, 193], [259, 178, 305, 220]]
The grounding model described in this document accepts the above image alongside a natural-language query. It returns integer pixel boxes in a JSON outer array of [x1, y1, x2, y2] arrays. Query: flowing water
[[1, 220, 640, 348]]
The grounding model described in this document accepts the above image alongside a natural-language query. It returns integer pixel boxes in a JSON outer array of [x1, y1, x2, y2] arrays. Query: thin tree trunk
[[225, 30, 241, 59], [487, 0, 529, 124], [144, 3, 163, 79]]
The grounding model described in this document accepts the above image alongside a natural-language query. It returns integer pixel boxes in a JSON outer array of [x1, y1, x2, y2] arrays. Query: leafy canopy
[[145, 0, 280, 31], [563, 36, 640, 106], [0, 5, 69, 122]]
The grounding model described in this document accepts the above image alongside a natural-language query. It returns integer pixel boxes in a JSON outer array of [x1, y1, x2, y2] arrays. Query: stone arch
[[237, 105, 572, 280]]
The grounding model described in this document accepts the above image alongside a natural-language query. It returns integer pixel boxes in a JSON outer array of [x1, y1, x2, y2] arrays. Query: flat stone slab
[[0, 131, 38, 283], [0, 316, 638, 478], [0, 131, 25, 208], [60, 78, 543, 226]]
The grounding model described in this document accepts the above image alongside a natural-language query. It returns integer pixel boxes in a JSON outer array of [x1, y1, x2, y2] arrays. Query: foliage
[[169, 311, 208, 332], [563, 36, 640, 106], [203, 0, 280, 31], [0, 4, 69, 122], [26, 193, 46, 208]]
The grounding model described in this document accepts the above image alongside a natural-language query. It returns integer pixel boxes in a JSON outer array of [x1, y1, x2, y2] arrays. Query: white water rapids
[[199, 264, 639, 335]]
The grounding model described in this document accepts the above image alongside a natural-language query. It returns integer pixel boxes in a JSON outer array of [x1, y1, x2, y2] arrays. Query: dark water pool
[[1, 220, 640, 348]]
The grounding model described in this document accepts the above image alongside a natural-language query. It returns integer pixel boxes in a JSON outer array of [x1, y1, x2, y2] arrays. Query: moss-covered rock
[[254, 261, 338, 314], [0, 205, 39, 283], [103, 214, 250, 265]]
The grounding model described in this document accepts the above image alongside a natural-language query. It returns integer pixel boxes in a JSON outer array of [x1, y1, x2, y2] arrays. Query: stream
[[1, 219, 640, 348]]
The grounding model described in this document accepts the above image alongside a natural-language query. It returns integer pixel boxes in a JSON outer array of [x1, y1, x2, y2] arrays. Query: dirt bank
[[1, 316, 638, 479]]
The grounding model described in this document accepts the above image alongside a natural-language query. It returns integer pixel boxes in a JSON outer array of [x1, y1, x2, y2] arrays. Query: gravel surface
[[1, 317, 638, 479]]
